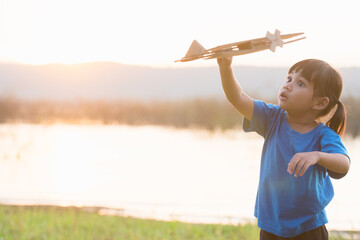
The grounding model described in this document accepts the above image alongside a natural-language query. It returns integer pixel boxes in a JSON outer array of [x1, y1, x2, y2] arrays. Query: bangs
[[288, 59, 330, 83], [288, 59, 339, 96]]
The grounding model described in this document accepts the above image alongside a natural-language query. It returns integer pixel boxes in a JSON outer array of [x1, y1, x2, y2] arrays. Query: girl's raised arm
[[217, 57, 254, 120]]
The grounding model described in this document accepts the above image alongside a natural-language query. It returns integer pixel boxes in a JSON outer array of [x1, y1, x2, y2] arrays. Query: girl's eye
[[297, 81, 305, 87], [286, 76, 292, 82]]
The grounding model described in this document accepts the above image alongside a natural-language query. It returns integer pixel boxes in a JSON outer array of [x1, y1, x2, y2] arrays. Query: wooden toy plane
[[175, 29, 305, 62]]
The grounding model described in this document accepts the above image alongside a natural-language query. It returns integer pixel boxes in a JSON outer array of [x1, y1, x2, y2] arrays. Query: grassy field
[[0, 205, 358, 240], [0, 204, 259, 240]]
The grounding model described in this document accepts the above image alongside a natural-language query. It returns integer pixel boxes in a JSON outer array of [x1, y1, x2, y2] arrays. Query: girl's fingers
[[300, 163, 310, 176], [288, 155, 300, 174], [288, 152, 318, 177], [294, 160, 305, 177], [217, 56, 233, 66], [288, 154, 306, 177]]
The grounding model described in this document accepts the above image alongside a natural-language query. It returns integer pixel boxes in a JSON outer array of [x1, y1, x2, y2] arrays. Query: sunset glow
[[1, 0, 360, 67]]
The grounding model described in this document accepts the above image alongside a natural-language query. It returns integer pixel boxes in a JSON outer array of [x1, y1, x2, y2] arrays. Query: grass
[[0, 205, 358, 240], [0, 204, 259, 240]]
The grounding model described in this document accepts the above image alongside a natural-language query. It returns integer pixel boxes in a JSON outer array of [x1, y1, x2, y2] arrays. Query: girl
[[217, 58, 350, 239]]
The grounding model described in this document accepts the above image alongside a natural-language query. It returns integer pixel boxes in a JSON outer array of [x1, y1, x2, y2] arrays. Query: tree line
[[1, 96, 359, 137]]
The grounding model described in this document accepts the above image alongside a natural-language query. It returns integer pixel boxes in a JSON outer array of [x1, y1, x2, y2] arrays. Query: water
[[0, 124, 359, 230]]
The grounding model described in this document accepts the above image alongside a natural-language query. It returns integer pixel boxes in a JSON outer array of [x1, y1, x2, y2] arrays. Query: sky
[[0, 0, 360, 68]]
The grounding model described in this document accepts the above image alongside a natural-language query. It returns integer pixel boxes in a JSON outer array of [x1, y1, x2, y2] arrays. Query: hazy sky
[[0, 0, 359, 67]]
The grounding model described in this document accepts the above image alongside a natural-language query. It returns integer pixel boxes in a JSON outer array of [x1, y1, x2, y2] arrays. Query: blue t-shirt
[[243, 100, 349, 238]]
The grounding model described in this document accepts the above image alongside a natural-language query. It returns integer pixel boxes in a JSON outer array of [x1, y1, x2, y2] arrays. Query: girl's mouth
[[279, 92, 288, 101]]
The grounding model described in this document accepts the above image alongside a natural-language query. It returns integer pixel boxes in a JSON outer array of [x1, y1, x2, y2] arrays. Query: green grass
[[0, 204, 358, 240], [0, 205, 259, 240]]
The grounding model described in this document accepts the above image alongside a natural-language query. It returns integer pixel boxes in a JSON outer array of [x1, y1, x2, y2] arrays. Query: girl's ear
[[313, 96, 329, 110]]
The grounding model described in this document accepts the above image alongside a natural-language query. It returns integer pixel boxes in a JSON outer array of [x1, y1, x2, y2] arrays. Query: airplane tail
[[175, 40, 206, 62], [184, 40, 206, 58]]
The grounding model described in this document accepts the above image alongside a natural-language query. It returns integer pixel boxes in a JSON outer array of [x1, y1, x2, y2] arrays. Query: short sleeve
[[243, 100, 282, 138], [320, 128, 350, 179]]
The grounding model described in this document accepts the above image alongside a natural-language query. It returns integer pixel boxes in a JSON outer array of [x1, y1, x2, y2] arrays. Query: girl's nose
[[284, 83, 291, 90]]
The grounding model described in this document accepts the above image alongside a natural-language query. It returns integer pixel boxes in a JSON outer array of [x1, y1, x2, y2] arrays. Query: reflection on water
[[0, 124, 359, 230]]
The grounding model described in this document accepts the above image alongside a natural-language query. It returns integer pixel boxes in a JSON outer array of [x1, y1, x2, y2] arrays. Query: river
[[0, 124, 358, 231]]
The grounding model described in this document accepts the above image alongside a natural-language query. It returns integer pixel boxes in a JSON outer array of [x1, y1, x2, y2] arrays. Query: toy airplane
[[175, 29, 305, 62]]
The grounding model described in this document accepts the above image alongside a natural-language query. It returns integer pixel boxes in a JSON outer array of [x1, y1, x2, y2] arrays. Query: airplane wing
[[175, 30, 305, 62]]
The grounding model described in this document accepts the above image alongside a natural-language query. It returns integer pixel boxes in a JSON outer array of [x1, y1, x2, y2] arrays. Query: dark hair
[[288, 59, 346, 136]]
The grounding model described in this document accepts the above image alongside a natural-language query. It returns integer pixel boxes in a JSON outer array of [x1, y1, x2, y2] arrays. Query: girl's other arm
[[217, 57, 254, 121]]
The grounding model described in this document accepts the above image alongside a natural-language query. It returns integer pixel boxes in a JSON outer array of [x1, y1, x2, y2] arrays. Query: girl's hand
[[287, 152, 320, 177], [217, 56, 233, 68]]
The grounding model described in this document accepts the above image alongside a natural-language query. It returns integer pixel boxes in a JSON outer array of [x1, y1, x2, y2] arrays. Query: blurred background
[[1, 0, 359, 233]]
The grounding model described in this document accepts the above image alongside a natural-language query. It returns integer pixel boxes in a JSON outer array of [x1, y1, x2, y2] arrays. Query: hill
[[0, 62, 359, 101]]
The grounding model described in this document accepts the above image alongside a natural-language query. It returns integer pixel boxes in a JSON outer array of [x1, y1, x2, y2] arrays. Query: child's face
[[278, 70, 316, 115]]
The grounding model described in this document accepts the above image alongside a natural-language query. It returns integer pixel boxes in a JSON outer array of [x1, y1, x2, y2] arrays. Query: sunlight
[[1, 0, 360, 67], [1, 0, 139, 65]]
